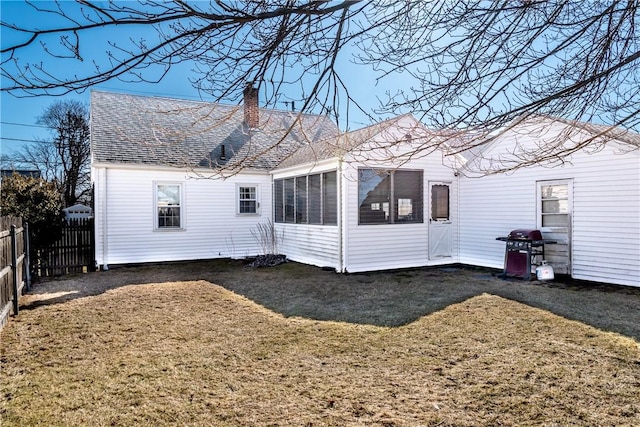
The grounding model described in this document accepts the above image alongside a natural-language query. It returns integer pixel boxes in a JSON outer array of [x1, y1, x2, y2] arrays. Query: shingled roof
[[277, 114, 465, 169], [90, 91, 340, 171]]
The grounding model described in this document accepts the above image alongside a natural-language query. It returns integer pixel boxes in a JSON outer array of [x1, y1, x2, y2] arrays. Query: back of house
[[457, 116, 640, 287], [90, 89, 339, 268]]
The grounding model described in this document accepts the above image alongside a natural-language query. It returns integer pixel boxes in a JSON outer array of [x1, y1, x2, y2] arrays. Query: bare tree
[[2, 1, 638, 172], [10, 100, 91, 206]]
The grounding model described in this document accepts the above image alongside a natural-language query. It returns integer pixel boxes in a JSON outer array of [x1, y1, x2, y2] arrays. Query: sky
[[0, 1, 396, 161]]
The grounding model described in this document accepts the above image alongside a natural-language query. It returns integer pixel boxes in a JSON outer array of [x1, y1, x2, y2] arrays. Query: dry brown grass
[[1, 262, 640, 426]]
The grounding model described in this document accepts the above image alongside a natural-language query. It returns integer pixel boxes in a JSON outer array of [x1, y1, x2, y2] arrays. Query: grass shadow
[[20, 259, 640, 341]]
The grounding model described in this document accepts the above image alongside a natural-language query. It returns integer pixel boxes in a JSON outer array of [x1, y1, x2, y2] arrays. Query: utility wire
[[1, 137, 43, 143], [0, 121, 49, 128]]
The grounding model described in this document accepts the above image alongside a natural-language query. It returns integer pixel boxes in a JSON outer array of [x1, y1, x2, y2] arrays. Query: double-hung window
[[238, 185, 259, 214], [156, 183, 183, 229], [358, 168, 423, 224]]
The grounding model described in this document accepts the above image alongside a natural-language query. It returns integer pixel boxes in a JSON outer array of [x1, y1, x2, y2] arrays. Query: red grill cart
[[496, 229, 557, 280]]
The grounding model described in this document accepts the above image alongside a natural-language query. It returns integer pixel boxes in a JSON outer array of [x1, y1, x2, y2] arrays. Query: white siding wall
[[459, 122, 640, 287], [94, 166, 272, 265], [276, 224, 340, 269], [342, 122, 459, 273], [272, 160, 342, 270]]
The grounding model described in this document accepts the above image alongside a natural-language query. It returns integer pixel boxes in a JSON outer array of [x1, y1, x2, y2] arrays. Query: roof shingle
[[90, 90, 340, 171]]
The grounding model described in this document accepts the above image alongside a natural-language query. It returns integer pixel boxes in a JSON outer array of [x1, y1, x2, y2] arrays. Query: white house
[[91, 91, 640, 287], [271, 114, 462, 273], [90, 89, 339, 269], [457, 115, 640, 287]]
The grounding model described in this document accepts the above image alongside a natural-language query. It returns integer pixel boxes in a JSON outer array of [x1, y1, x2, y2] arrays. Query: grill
[[496, 229, 556, 280]]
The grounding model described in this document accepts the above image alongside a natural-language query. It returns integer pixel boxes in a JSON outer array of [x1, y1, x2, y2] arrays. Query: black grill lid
[[508, 229, 543, 240]]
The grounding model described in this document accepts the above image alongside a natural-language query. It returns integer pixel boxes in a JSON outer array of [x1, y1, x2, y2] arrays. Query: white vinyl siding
[[277, 224, 341, 269], [272, 163, 342, 270], [458, 121, 640, 287], [342, 143, 459, 272], [94, 167, 271, 265]]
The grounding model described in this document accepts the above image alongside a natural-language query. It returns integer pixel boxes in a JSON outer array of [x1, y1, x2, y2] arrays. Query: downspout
[[337, 158, 345, 273], [101, 167, 109, 271], [456, 171, 461, 264]]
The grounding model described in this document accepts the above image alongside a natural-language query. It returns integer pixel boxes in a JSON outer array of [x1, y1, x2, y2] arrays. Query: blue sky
[[1, 1, 400, 159]]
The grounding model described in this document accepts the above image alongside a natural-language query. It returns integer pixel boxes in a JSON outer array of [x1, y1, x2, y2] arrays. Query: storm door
[[428, 182, 452, 259]]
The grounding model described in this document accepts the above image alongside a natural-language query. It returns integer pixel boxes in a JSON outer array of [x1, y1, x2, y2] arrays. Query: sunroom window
[[274, 171, 337, 225], [358, 168, 423, 224]]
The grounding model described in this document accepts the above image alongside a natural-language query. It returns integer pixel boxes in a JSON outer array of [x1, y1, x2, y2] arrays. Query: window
[[308, 174, 322, 224], [431, 184, 450, 221], [323, 171, 338, 225], [274, 170, 338, 225], [296, 176, 308, 223], [284, 178, 295, 223], [358, 168, 423, 224], [540, 182, 570, 227], [156, 183, 182, 229], [238, 185, 259, 214], [274, 180, 284, 222]]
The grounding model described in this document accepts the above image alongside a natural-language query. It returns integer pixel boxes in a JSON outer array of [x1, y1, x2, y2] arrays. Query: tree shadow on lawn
[[20, 259, 640, 341]]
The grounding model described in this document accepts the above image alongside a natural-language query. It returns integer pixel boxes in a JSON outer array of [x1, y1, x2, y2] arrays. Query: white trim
[[271, 158, 340, 178], [92, 162, 270, 176]]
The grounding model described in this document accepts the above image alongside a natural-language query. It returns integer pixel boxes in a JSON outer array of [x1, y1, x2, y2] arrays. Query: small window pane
[[274, 180, 284, 223], [394, 170, 423, 223], [157, 185, 180, 206], [542, 213, 569, 227], [308, 174, 322, 224], [431, 184, 449, 221], [542, 199, 569, 214], [541, 185, 568, 199], [359, 169, 390, 224], [323, 171, 337, 225], [284, 178, 295, 223], [296, 177, 308, 223]]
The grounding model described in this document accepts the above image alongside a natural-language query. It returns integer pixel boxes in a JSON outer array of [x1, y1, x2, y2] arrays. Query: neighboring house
[[457, 115, 640, 287], [0, 169, 40, 178], [271, 114, 462, 273], [90, 89, 339, 268], [91, 90, 640, 288], [63, 204, 93, 221]]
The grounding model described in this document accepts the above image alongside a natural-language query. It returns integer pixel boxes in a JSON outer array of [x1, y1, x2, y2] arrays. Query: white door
[[429, 182, 452, 259], [537, 180, 572, 274]]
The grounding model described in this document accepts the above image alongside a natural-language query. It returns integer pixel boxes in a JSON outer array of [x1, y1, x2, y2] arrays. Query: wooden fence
[[37, 218, 95, 277], [0, 217, 30, 328]]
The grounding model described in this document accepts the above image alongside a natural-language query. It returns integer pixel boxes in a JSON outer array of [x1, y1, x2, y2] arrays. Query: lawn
[[1, 261, 639, 426]]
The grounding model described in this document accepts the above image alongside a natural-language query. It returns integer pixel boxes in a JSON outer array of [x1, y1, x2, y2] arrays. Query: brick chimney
[[243, 84, 259, 128]]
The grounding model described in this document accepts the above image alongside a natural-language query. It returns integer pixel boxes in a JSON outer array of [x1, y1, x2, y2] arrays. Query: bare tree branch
[[2, 0, 638, 174]]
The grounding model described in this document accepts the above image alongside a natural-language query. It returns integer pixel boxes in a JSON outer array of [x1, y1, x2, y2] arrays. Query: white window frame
[[154, 182, 185, 231], [237, 184, 260, 215], [536, 179, 572, 231]]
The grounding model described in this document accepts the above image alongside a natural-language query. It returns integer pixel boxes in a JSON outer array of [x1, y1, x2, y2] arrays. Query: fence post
[[24, 222, 31, 291], [10, 225, 19, 316]]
